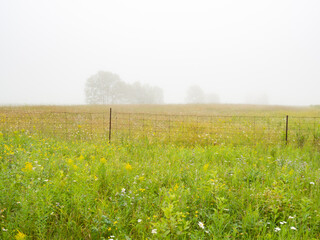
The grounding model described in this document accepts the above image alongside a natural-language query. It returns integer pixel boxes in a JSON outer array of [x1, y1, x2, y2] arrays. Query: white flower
[[138, 219, 142, 223], [151, 229, 157, 234], [274, 227, 281, 232], [2, 228, 8, 232], [198, 222, 205, 229], [121, 188, 126, 193], [44, 179, 49, 182], [310, 182, 315, 185], [291, 226, 297, 230], [280, 221, 287, 225], [288, 216, 295, 219]]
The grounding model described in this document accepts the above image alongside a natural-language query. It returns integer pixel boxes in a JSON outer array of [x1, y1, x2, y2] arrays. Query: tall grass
[[1, 129, 320, 239]]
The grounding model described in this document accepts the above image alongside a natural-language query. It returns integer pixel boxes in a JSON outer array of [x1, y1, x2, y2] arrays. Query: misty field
[[1, 105, 320, 239]]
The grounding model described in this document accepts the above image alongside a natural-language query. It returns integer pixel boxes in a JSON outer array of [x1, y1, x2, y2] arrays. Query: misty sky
[[0, 0, 319, 105]]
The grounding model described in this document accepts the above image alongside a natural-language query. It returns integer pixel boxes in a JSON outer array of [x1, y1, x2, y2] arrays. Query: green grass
[[1, 130, 320, 239]]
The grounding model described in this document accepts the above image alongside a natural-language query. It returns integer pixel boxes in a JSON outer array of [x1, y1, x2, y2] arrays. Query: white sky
[[0, 0, 319, 105]]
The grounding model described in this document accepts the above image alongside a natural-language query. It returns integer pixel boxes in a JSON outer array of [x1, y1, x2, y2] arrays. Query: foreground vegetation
[[1, 130, 320, 239]]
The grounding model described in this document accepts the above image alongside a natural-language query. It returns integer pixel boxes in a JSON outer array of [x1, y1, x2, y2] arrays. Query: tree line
[[85, 71, 164, 104]]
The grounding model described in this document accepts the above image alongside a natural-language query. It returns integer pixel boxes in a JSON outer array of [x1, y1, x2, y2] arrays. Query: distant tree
[[127, 82, 164, 104], [185, 85, 205, 103], [205, 93, 220, 104], [85, 71, 123, 104], [244, 93, 269, 105], [85, 71, 164, 104]]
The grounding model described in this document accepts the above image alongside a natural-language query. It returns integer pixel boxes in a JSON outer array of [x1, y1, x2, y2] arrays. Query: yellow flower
[[100, 157, 107, 163], [67, 158, 73, 165], [125, 163, 132, 171], [15, 230, 26, 240], [22, 162, 33, 172], [203, 163, 209, 171]]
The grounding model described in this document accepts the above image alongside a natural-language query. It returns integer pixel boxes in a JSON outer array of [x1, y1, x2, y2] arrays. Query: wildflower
[[125, 163, 132, 171], [151, 229, 157, 234], [121, 188, 126, 193], [203, 164, 209, 171], [138, 176, 145, 181], [198, 222, 205, 229], [288, 216, 295, 219], [138, 219, 142, 223], [100, 157, 107, 163], [291, 226, 297, 230], [15, 230, 26, 240], [22, 162, 33, 172], [280, 221, 287, 225], [310, 182, 315, 185], [274, 227, 281, 232], [67, 158, 73, 164], [44, 179, 49, 182], [2, 228, 8, 231]]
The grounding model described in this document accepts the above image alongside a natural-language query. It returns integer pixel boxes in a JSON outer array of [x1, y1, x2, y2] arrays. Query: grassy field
[[1, 104, 320, 116], [1, 104, 320, 239]]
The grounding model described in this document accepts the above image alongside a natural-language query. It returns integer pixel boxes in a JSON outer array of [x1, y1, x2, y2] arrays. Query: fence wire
[[0, 111, 319, 146]]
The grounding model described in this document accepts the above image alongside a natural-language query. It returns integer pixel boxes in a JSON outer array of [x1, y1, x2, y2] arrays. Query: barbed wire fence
[[0, 109, 320, 147]]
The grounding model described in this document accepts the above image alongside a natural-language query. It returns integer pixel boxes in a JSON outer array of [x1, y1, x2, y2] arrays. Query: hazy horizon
[[1, 0, 319, 106]]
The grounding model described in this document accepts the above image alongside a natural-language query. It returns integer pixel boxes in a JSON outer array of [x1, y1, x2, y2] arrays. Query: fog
[[0, 0, 319, 106]]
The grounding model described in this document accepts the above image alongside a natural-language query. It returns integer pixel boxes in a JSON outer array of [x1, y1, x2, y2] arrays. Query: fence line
[[0, 109, 320, 146]]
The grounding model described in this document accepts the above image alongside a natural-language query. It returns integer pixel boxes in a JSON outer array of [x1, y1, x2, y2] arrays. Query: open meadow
[[1, 104, 320, 239]]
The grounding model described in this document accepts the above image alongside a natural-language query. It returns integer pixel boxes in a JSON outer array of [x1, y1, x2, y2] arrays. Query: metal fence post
[[285, 115, 289, 145], [168, 115, 171, 142], [109, 108, 112, 143]]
